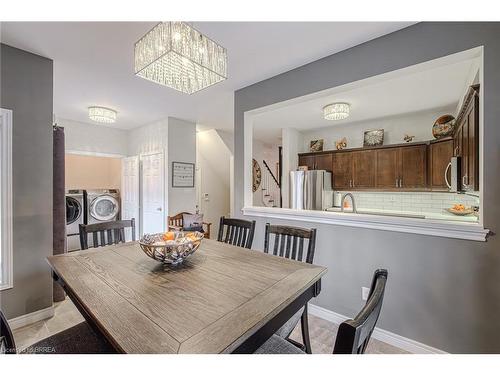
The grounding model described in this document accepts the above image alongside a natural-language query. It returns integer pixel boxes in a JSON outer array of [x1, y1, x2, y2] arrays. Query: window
[[0, 108, 13, 290]]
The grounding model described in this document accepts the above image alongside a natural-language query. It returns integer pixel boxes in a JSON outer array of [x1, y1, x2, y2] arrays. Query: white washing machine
[[66, 189, 85, 251], [86, 189, 121, 224]]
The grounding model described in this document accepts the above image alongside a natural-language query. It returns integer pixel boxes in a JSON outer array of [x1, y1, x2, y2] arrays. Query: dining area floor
[[12, 299, 407, 354]]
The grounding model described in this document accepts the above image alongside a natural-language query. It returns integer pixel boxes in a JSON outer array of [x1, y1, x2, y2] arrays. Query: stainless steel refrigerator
[[290, 170, 333, 210]]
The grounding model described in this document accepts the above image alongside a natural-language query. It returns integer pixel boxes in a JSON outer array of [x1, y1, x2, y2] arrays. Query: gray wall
[[0, 44, 54, 319], [167, 117, 197, 216], [234, 23, 500, 353]]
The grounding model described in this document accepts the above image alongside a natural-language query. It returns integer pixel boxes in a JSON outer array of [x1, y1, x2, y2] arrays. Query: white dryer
[[86, 189, 121, 224]]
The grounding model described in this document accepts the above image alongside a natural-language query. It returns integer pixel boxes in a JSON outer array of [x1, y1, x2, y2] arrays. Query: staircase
[[261, 160, 281, 208]]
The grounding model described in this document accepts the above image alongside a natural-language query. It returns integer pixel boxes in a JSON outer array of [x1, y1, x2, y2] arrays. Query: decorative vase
[[432, 115, 456, 139]]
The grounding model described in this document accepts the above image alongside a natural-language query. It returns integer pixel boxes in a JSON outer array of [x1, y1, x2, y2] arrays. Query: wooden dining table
[[47, 239, 327, 353]]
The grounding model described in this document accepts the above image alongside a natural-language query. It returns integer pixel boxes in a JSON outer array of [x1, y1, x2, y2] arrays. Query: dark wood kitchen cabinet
[[298, 153, 332, 171], [399, 145, 427, 188], [375, 148, 399, 188], [315, 153, 333, 171], [298, 155, 315, 170], [454, 84, 479, 191], [374, 145, 427, 189], [352, 150, 376, 188], [332, 152, 352, 189], [429, 138, 454, 190]]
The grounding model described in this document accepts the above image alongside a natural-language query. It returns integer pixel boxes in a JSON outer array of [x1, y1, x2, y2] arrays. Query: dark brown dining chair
[[168, 212, 212, 239], [264, 223, 317, 353], [79, 218, 135, 250], [1, 309, 16, 354], [217, 217, 256, 249], [1, 309, 115, 354], [255, 269, 388, 354]]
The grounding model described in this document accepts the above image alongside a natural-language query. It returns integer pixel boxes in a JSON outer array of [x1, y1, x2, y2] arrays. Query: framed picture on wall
[[309, 139, 324, 152], [363, 129, 384, 147], [172, 162, 195, 188]]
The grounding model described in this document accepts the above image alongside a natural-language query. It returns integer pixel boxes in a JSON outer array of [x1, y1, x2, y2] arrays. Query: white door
[[141, 152, 165, 235], [121, 156, 140, 240]]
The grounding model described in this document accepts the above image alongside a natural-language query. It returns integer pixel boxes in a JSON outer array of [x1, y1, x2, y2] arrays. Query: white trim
[[0, 108, 13, 290], [7, 306, 55, 331], [308, 304, 448, 354], [242, 206, 489, 242], [65, 149, 126, 158]]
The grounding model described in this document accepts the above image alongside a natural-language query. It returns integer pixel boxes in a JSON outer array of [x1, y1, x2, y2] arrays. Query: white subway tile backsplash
[[337, 191, 479, 214]]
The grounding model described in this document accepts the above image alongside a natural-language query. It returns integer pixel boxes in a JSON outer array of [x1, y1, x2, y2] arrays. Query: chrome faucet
[[341, 193, 357, 213]]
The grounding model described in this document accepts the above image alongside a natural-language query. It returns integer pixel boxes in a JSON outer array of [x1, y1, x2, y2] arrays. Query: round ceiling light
[[88, 106, 117, 123], [323, 102, 350, 121]]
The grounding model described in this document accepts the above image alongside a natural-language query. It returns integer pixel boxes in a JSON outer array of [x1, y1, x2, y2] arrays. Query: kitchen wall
[[234, 23, 500, 353], [65, 153, 122, 190], [61, 117, 128, 156], [300, 106, 456, 152], [0, 44, 53, 319]]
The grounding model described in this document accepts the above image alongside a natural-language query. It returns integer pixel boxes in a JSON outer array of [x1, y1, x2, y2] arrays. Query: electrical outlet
[[361, 287, 370, 301]]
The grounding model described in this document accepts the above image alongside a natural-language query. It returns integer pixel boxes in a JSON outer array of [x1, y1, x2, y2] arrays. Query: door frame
[[121, 155, 140, 240], [139, 150, 167, 236]]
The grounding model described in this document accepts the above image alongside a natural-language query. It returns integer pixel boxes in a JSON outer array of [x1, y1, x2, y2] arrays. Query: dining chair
[[217, 216, 256, 249], [1, 309, 115, 354], [264, 223, 317, 353], [1, 309, 16, 354], [79, 218, 135, 250], [168, 212, 212, 239], [254, 269, 388, 354]]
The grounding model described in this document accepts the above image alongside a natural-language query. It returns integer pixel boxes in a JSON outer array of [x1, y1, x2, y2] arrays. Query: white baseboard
[[7, 306, 55, 330], [308, 304, 447, 354]]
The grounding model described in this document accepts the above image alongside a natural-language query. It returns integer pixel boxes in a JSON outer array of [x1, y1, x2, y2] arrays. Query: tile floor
[[13, 299, 407, 354]]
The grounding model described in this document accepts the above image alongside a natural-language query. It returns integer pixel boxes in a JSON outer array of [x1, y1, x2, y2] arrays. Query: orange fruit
[[162, 232, 175, 241]]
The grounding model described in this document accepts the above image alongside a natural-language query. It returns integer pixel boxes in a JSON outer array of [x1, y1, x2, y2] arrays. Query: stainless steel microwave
[[445, 156, 462, 192]]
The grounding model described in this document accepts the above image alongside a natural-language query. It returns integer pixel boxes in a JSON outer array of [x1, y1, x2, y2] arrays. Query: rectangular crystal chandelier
[[134, 22, 228, 94]]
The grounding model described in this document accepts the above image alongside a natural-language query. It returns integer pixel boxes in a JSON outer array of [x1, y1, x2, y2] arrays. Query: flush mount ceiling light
[[134, 22, 228, 95], [323, 102, 350, 121], [88, 106, 117, 123]]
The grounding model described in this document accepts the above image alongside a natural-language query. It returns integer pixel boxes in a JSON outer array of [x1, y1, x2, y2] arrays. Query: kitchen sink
[[326, 207, 425, 219], [356, 211, 425, 219]]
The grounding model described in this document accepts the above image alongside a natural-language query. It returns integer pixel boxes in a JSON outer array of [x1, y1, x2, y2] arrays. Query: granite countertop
[[325, 206, 479, 223]]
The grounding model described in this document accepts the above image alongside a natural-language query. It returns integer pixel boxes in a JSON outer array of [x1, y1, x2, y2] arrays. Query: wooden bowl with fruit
[[445, 204, 474, 216], [139, 231, 203, 266]]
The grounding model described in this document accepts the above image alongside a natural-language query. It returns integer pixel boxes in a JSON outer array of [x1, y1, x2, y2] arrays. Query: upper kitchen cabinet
[[332, 152, 352, 189], [298, 154, 316, 170], [399, 144, 427, 188], [315, 153, 333, 171], [454, 84, 479, 191], [298, 153, 332, 171], [374, 144, 427, 189], [352, 150, 376, 188], [375, 148, 400, 189], [429, 138, 454, 190]]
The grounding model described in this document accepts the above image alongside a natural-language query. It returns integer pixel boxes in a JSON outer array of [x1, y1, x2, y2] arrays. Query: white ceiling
[[0, 22, 414, 130], [252, 55, 479, 142]]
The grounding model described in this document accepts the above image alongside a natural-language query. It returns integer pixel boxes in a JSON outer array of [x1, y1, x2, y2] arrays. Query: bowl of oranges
[[445, 204, 474, 216], [139, 231, 203, 266]]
